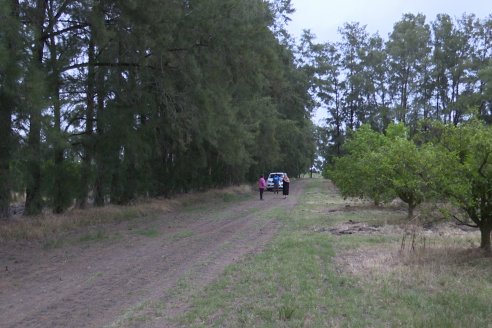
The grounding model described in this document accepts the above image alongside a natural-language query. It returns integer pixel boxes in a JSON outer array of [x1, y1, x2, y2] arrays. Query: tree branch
[[45, 0, 71, 32], [69, 131, 89, 138], [453, 214, 479, 228], [478, 151, 491, 178], [63, 61, 140, 72], [64, 115, 86, 133], [45, 23, 90, 39]]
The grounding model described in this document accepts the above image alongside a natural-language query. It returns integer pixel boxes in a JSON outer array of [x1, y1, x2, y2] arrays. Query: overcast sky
[[287, 0, 492, 43]]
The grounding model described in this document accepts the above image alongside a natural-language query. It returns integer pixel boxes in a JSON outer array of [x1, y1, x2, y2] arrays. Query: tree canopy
[[306, 13, 492, 163], [0, 0, 316, 216]]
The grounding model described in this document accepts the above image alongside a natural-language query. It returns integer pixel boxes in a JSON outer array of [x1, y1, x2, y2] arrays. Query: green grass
[[136, 228, 160, 238], [175, 178, 492, 327]]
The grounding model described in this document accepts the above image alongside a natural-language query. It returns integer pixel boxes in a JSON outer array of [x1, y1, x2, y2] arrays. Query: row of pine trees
[[0, 0, 316, 217]]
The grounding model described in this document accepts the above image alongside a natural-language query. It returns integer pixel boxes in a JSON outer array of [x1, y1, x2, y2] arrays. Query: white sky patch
[[288, 0, 492, 42]]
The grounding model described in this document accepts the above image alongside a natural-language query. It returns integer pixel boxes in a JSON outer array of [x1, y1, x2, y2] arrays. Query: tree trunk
[[479, 224, 491, 253], [78, 36, 96, 208], [94, 66, 106, 207], [400, 192, 416, 220], [0, 95, 12, 218], [0, 0, 20, 218], [25, 0, 47, 216], [52, 145, 65, 213], [407, 204, 414, 219], [93, 168, 105, 207], [49, 29, 66, 214], [25, 109, 43, 215]]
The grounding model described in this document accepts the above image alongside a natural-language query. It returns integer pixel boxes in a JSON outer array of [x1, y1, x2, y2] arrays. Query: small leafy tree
[[327, 124, 395, 205], [439, 121, 492, 252], [328, 123, 444, 218], [382, 136, 444, 218]]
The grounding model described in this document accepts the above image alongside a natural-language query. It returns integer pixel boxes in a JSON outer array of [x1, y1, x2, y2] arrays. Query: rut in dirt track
[[0, 179, 306, 328]]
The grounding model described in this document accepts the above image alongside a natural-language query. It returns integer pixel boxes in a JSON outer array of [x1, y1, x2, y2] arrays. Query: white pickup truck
[[266, 172, 286, 191]]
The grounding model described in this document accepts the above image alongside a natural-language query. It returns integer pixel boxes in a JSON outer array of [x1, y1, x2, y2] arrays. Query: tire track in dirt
[[0, 180, 305, 328]]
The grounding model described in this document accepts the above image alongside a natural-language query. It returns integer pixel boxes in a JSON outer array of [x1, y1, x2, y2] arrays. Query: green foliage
[[479, 62, 492, 123], [328, 124, 448, 217], [1, 0, 315, 213], [308, 12, 491, 171], [385, 123, 408, 140], [437, 121, 492, 250], [382, 137, 446, 217], [42, 159, 81, 212], [327, 124, 394, 204], [329, 119, 492, 250], [0, 0, 19, 217]]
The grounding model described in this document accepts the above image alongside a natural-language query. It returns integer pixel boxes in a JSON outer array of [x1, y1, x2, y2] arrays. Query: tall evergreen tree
[[338, 22, 368, 131], [0, 0, 21, 217], [24, 0, 47, 215], [386, 13, 431, 125]]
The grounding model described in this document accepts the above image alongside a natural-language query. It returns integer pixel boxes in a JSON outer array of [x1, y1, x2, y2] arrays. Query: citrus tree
[[382, 123, 452, 218], [327, 124, 395, 205], [438, 121, 492, 252], [328, 123, 445, 218]]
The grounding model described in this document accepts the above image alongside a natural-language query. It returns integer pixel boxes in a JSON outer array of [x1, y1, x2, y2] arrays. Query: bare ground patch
[[314, 220, 386, 235]]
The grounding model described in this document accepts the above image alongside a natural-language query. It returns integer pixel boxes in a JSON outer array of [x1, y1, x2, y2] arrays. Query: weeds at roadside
[[278, 302, 296, 321], [0, 185, 253, 244]]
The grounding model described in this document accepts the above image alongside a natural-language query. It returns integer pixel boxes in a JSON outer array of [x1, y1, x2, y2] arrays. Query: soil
[[0, 181, 304, 328]]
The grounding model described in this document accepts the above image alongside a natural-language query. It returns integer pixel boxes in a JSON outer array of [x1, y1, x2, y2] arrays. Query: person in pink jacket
[[258, 175, 266, 200]]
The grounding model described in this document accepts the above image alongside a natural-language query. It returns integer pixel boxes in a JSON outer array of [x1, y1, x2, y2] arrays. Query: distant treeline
[[0, 0, 316, 217], [303, 13, 492, 162]]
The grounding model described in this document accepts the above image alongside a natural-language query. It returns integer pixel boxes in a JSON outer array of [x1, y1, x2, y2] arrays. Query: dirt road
[[0, 180, 304, 327]]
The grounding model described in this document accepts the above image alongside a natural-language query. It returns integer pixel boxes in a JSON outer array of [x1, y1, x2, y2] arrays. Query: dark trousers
[[259, 188, 264, 200]]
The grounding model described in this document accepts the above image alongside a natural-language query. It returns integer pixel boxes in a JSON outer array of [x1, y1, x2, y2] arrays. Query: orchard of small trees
[[327, 121, 492, 253], [309, 13, 492, 252]]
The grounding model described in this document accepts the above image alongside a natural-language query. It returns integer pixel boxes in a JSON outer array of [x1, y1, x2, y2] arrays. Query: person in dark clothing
[[282, 173, 290, 199]]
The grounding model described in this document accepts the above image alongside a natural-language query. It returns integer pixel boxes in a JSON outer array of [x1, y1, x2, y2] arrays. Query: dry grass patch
[[0, 200, 174, 243], [176, 185, 253, 207], [334, 227, 490, 294], [0, 185, 253, 243]]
